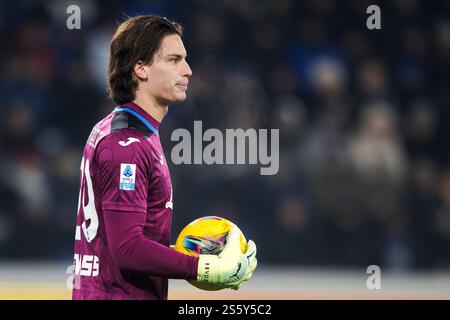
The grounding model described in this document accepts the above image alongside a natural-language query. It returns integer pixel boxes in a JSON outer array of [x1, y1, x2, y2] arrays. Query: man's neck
[[132, 94, 168, 123]]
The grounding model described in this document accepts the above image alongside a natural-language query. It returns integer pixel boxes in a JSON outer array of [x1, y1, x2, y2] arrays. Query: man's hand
[[196, 225, 257, 290]]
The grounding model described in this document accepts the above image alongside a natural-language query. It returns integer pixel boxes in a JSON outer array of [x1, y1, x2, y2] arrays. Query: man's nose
[[183, 61, 192, 78]]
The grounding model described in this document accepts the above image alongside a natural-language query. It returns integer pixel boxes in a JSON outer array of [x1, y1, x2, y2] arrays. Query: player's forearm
[[104, 209, 198, 279], [116, 235, 198, 279]]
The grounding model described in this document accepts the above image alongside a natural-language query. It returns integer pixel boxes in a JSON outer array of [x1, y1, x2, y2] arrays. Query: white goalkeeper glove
[[197, 225, 257, 290]]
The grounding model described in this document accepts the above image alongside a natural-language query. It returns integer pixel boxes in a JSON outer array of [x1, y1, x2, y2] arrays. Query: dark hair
[[107, 15, 182, 105]]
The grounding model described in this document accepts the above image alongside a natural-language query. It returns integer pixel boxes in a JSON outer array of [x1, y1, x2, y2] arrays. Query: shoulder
[[95, 129, 153, 169]]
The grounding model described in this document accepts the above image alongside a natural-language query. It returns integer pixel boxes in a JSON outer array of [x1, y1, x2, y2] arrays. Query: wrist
[[197, 255, 219, 283]]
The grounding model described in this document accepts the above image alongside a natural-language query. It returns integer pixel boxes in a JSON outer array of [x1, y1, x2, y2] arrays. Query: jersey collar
[[116, 102, 161, 135]]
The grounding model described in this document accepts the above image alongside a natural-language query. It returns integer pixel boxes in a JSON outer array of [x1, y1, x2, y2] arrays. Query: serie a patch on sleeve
[[120, 163, 137, 191]]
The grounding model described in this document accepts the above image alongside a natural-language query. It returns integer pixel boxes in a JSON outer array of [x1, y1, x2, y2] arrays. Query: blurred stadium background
[[0, 0, 450, 299]]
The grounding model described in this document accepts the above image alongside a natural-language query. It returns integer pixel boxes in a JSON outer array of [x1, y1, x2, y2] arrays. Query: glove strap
[[197, 255, 218, 283]]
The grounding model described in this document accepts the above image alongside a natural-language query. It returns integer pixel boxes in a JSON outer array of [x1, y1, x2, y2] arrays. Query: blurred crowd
[[0, 0, 449, 271]]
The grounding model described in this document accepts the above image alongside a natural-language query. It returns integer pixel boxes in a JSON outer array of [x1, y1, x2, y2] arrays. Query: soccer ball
[[174, 216, 247, 291]]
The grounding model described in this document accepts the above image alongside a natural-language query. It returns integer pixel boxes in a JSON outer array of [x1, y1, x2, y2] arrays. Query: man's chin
[[170, 94, 187, 104]]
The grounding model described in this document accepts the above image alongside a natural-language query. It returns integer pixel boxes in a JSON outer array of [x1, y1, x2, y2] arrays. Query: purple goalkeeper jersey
[[72, 102, 198, 300]]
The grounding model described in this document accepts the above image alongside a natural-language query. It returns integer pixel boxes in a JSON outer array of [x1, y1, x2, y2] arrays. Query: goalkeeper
[[71, 15, 257, 300]]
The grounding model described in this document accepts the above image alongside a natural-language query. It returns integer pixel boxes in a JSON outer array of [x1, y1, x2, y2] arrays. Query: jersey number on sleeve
[[76, 156, 99, 243]]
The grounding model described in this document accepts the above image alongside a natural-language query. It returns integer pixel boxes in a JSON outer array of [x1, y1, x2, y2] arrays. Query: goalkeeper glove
[[196, 225, 257, 290]]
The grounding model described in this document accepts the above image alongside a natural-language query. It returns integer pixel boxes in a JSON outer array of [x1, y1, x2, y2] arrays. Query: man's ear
[[133, 60, 148, 81]]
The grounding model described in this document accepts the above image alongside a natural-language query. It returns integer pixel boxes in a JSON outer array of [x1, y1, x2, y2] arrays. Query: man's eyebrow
[[166, 53, 187, 58]]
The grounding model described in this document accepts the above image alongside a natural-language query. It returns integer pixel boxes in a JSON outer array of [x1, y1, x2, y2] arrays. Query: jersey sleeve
[[95, 131, 150, 214], [104, 208, 199, 279], [94, 131, 198, 280]]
